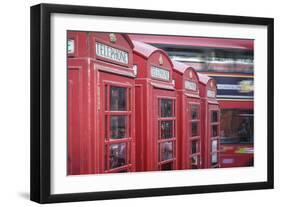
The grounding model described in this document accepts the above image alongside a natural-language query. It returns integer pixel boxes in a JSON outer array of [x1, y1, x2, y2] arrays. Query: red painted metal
[[67, 31, 136, 174], [67, 34, 224, 174], [198, 74, 220, 168], [133, 41, 178, 172], [131, 35, 254, 169], [172, 61, 202, 170]]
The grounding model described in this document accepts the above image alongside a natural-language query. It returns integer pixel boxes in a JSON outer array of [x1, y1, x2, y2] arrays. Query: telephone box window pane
[[160, 121, 173, 139], [212, 125, 218, 137], [110, 86, 126, 111], [161, 162, 173, 171], [191, 122, 199, 137], [104, 145, 108, 170], [110, 115, 127, 139], [160, 99, 173, 117], [191, 156, 199, 169], [191, 105, 199, 120], [211, 153, 218, 165], [211, 111, 218, 123], [191, 140, 199, 154], [109, 143, 126, 169], [211, 140, 218, 152], [159, 141, 173, 161]]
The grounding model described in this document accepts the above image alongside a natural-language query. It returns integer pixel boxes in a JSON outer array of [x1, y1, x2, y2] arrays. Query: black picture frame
[[30, 3, 274, 204]]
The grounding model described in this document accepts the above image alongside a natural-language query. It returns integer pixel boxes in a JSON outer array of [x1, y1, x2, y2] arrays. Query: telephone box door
[[99, 73, 135, 173], [154, 91, 177, 171], [187, 100, 202, 169], [208, 105, 220, 168]]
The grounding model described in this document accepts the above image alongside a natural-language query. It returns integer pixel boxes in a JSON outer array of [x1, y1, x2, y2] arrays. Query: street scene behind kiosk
[[67, 31, 254, 175]]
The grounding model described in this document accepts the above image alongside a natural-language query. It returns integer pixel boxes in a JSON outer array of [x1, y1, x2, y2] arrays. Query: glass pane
[[191, 156, 200, 169], [211, 111, 218, 123], [104, 145, 108, 170], [212, 125, 218, 137], [109, 143, 126, 169], [159, 141, 173, 161], [211, 140, 218, 152], [110, 86, 126, 111], [161, 162, 173, 171], [110, 115, 127, 139], [160, 121, 173, 139], [191, 140, 199, 154], [191, 105, 199, 120], [220, 109, 254, 144], [211, 153, 218, 165], [191, 122, 199, 137], [160, 99, 173, 117]]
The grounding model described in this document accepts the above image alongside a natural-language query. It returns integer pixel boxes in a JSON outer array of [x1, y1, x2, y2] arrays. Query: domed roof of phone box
[[132, 40, 173, 66], [198, 73, 213, 85], [172, 60, 199, 78]]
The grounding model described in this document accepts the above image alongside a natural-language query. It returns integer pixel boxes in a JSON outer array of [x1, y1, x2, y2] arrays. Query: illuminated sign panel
[[185, 80, 197, 91], [95, 42, 129, 64], [207, 89, 216, 98], [67, 39, 75, 54], [150, 66, 170, 81]]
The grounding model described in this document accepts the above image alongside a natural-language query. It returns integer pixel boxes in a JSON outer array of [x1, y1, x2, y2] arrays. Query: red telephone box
[[67, 32, 136, 175], [133, 41, 177, 172], [172, 61, 201, 170], [198, 74, 220, 168]]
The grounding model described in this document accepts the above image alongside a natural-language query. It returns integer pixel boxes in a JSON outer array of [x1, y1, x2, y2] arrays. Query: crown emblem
[[159, 54, 164, 65], [109, 33, 117, 43]]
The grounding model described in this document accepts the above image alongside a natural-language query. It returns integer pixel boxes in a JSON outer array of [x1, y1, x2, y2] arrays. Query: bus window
[[220, 109, 254, 144]]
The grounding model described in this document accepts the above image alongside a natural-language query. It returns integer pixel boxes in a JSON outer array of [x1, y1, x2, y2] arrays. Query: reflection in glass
[[160, 99, 173, 117], [211, 140, 218, 152], [211, 111, 218, 123], [211, 153, 218, 165], [110, 115, 127, 139], [191, 122, 198, 137], [110, 86, 126, 111], [109, 143, 126, 169], [160, 121, 173, 139], [212, 125, 218, 137], [159, 142, 173, 161], [191, 140, 198, 154], [191, 105, 199, 120], [161, 162, 173, 170], [191, 156, 199, 169]]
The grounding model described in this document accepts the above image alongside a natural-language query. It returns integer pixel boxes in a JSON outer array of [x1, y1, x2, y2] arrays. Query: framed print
[[30, 3, 274, 203]]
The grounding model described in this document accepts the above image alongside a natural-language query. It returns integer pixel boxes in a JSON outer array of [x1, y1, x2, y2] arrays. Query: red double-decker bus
[[129, 34, 254, 168]]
